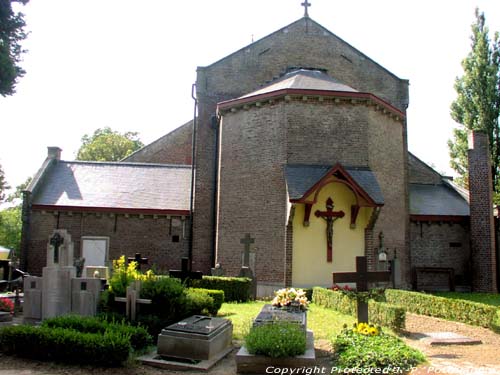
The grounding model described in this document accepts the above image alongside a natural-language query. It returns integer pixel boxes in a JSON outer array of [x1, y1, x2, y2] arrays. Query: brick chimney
[[468, 130, 498, 292], [47, 147, 62, 160]]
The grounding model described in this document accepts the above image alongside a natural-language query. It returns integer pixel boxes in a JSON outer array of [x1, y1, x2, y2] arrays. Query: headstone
[[210, 263, 224, 276], [42, 229, 76, 319], [114, 281, 152, 321], [169, 257, 203, 282], [157, 315, 233, 361], [253, 304, 307, 336], [239, 234, 257, 299], [71, 278, 102, 316], [23, 276, 43, 322], [238, 266, 257, 300]]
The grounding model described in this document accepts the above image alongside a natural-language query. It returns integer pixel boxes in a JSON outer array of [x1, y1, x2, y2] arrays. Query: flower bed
[[245, 321, 307, 358]]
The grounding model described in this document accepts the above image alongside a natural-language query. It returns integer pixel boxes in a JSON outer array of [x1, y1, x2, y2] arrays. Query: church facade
[[21, 16, 498, 294]]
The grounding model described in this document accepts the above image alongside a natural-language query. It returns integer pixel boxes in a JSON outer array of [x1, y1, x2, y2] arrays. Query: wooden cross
[[169, 257, 203, 282], [315, 197, 345, 262], [114, 281, 151, 321], [301, 0, 311, 17], [128, 253, 148, 271], [332, 256, 391, 323], [49, 232, 64, 264], [240, 233, 255, 268]]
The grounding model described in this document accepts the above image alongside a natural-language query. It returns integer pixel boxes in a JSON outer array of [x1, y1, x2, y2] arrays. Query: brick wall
[[408, 153, 442, 185], [26, 210, 189, 276]]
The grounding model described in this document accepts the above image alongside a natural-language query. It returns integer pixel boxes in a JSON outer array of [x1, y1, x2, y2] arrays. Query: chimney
[[47, 147, 62, 160], [468, 130, 498, 292]]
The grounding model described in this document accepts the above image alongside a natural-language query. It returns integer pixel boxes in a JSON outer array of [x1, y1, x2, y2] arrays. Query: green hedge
[[42, 315, 152, 350], [245, 322, 306, 358], [312, 287, 406, 331], [188, 288, 224, 315], [385, 289, 500, 332], [190, 276, 251, 302], [0, 325, 130, 366]]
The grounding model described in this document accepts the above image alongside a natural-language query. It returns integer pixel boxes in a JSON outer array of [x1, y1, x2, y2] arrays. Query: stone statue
[[74, 257, 85, 278]]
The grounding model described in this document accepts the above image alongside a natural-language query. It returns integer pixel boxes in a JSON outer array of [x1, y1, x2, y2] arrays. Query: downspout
[[19, 190, 32, 271], [211, 114, 220, 268], [188, 83, 197, 271]]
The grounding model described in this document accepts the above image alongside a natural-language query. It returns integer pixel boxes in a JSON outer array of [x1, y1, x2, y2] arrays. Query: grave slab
[[236, 329, 316, 374], [422, 332, 482, 346], [23, 276, 43, 322]]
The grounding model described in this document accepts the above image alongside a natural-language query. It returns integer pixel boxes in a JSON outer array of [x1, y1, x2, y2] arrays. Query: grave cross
[[240, 233, 255, 268], [169, 257, 203, 282], [332, 256, 390, 323], [128, 253, 148, 271], [49, 232, 64, 264], [315, 197, 345, 262], [114, 281, 152, 321], [301, 0, 311, 17]]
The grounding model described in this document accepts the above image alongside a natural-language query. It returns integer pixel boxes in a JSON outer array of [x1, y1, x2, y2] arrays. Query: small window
[[172, 235, 180, 243], [449, 242, 462, 248]]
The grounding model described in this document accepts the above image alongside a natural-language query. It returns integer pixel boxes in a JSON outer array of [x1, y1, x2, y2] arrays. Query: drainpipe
[[211, 114, 221, 269], [188, 83, 197, 271]]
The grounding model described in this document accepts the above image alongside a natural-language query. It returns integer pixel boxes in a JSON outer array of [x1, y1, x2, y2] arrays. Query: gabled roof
[[31, 161, 191, 214], [285, 164, 384, 206], [409, 183, 469, 217]]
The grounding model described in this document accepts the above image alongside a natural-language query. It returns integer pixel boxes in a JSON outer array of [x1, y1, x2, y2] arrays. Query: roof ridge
[[60, 160, 192, 169]]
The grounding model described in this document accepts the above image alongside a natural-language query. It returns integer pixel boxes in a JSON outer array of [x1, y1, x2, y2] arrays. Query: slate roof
[[240, 69, 357, 99], [31, 161, 191, 212], [285, 164, 384, 205], [409, 184, 469, 216]]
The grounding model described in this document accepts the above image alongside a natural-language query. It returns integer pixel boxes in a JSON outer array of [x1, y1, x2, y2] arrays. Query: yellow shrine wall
[[292, 181, 371, 287]]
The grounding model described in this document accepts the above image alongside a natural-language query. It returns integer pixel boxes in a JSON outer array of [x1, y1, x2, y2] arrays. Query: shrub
[[190, 276, 251, 302], [184, 288, 215, 316], [312, 287, 406, 331], [245, 322, 306, 358], [385, 289, 500, 332], [140, 276, 186, 320], [0, 325, 130, 366], [332, 328, 425, 374], [188, 288, 224, 315]]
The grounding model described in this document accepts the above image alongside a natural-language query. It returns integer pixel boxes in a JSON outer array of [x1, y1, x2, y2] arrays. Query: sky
[[1, 0, 500, 192]]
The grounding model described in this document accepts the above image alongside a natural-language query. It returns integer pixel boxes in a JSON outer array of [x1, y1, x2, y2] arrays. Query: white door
[[81, 237, 108, 267]]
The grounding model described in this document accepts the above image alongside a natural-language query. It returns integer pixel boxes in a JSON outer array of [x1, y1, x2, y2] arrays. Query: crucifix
[[240, 233, 255, 268], [332, 256, 391, 323], [49, 232, 64, 264], [315, 197, 345, 262], [301, 0, 311, 17], [169, 257, 203, 283], [128, 253, 148, 271]]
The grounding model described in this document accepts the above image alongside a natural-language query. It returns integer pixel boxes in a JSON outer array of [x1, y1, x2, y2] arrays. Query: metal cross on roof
[[301, 0, 311, 17]]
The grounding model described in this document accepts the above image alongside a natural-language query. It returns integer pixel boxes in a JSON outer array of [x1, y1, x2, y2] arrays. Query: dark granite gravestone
[[253, 304, 307, 336]]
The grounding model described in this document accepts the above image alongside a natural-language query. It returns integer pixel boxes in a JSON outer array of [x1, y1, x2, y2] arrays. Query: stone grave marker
[[114, 281, 151, 321], [239, 233, 257, 299], [71, 278, 102, 316], [169, 257, 203, 282], [23, 276, 43, 322]]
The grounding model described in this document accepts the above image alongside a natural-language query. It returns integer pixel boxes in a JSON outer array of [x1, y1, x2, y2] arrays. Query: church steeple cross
[[315, 197, 345, 262], [301, 0, 311, 17]]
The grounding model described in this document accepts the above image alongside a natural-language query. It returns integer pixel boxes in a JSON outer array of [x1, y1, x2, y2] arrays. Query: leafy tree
[[76, 127, 144, 161], [448, 9, 500, 202], [0, 163, 9, 202], [0, 206, 21, 255], [0, 0, 29, 96]]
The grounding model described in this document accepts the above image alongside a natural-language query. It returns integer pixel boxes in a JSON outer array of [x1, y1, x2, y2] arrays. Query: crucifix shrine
[[332, 256, 391, 323], [240, 233, 255, 268], [128, 253, 148, 271], [301, 0, 311, 17], [169, 257, 203, 282], [49, 232, 64, 264], [315, 197, 345, 262]]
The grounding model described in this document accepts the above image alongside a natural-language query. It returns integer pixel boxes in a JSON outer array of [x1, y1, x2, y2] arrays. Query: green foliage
[[432, 291, 500, 307], [76, 127, 144, 161], [108, 255, 145, 297], [41, 314, 152, 350], [449, 9, 500, 202], [245, 322, 306, 358], [0, 0, 29, 96], [0, 164, 8, 202], [184, 288, 215, 316], [0, 206, 21, 255], [188, 288, 224, 315], [332, 328, 425, 374], [190, 276, 252, 302], [312, 287, 406, 331], [139, 276, 186, 321], [385, 289, 500, 332], [0, 325, 131, 366]]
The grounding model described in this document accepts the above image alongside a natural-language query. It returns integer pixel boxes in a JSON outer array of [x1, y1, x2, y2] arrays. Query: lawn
[[432, 292, 500, 307], [217, 300, 355, 341]]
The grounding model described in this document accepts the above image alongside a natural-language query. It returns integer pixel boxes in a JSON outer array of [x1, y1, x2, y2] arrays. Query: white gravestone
[[23, 276, 43, 322]]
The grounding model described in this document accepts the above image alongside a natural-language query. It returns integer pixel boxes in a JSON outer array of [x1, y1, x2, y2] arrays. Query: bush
[[188, 288, 224, 315], [332, 328, 425, 374], [184, 288, 215, 316], [190, 276, 251, 302], [41, 315, 152, 350], [245, 322, 306, 358], [385, 289, 500, 332], [0, 325, 130, 366], [312, 287, 406, 331], [140, 276, 186, 320]]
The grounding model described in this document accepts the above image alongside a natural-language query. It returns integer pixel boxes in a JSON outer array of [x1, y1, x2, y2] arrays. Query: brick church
[[20, 10, 498, 294]]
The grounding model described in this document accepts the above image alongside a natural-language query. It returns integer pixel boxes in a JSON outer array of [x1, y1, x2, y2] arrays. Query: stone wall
[[408, 153, 442, 185], [26, 210, 189, 276]]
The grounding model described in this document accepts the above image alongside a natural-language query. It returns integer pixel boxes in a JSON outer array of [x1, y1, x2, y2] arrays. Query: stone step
[[422, 332, 482, 346]]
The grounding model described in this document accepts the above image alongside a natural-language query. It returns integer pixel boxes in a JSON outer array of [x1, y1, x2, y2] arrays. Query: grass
[[432, 292, 500, 307], [217, 300, 356, 341]]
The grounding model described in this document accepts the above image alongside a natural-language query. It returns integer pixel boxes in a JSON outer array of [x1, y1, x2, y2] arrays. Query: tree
[[0, 163, 9, 202], [76, 127, 144, 161], [0, 206, 21, 255], [448, 9, 500, 202], [0, 0, 29, 96]]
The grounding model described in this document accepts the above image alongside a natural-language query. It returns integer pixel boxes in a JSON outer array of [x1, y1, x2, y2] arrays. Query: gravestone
[[157, 315, 233, 361], [71, 278, 102, 316], [239, 234, 257, 299], [128, 253, 148, 271], [253, 304, 307, 336], [23, 276, 43, 322], [114, 281, 152, 321], [210, 263, 224, 276], [42, 229, 76, 319], [169, 257, 203, 282]]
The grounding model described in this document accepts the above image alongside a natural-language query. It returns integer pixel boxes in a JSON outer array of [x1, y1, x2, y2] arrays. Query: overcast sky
[[1, 0, 500, 191]]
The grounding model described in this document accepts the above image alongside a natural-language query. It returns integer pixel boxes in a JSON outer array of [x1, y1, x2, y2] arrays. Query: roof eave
[[31, 204, 190, 216]]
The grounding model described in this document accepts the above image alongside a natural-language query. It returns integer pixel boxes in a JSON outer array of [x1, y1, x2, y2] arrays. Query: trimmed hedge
[[0, 325, 130, 366], [312, 287, 406, 331], [385, 289, 500, 332], [245, 322, 306, 358], [188, 288, 224, 315], [190, 276, 251, 302]]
